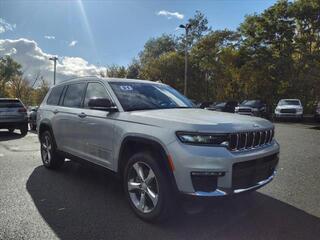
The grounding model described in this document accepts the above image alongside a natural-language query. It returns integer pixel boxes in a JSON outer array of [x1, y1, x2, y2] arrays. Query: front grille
[[280, 108, 296, 114], [229, 128, 274, 151], [232, 154, 278, 189], [238, 108, 252, 113]]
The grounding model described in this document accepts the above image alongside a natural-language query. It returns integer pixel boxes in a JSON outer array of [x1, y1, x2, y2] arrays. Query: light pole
[[49, 56, 58, 85], [179, 23, 191, 96]]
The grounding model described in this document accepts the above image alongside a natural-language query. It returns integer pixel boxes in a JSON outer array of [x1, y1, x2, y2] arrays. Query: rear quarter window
[[47, 85, 65, 105]]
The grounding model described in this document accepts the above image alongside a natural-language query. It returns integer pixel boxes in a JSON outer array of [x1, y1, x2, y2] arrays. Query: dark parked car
[[235, 100, 268, 118], [315, 101, 320, 122], [0, 98, 28, 135], [207, 101, 238, 113], [28, 106, 38, 130]]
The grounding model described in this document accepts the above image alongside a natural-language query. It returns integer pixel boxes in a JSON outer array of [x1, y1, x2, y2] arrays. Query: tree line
[[104, 0, 320, 113], [1, 0, 319, 112]]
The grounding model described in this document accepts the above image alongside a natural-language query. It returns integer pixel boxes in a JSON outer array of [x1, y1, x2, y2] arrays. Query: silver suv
[[37, 77, 280, 222]]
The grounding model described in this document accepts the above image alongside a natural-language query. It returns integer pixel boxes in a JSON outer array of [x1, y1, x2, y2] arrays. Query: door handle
[[78, 112, 87, 118], [53, 109, 59, 114]]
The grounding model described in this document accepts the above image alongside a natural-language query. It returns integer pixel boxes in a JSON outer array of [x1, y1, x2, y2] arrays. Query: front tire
[[40, 131, 64, 169], [123, 152, 175, 222]]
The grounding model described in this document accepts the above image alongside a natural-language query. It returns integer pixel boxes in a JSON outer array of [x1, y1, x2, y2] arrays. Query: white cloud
[[69, 40, 78, 47], [0, 38, 107, 85], [44, 35, 55, 40], [0, 18, 16, 34], [157, 10, 184, 20]]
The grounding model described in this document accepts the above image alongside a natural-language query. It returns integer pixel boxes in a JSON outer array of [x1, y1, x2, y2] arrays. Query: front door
[[79, 82, 115, 168]]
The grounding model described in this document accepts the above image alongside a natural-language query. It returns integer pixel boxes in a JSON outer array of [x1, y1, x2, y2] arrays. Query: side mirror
[[88, 98, 118, 112]]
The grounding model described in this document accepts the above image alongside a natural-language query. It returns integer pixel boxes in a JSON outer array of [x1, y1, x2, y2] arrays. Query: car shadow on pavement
[[26, 161, 320, 240], [0, 131, 24, 142]]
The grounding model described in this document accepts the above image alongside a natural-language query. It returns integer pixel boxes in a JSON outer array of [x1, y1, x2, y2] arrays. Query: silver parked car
[[0, 98, 28, 135], [37, 77, 280, 222]]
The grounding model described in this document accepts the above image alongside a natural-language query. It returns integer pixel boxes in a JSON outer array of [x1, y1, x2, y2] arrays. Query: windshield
[[241, 100, 260, 107], [109, 82, 194, 111], [278, 100, 300, 106]]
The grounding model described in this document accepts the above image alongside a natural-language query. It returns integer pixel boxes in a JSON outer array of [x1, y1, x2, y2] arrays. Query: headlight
[[296, 108, 303, 113], [176, 132, 229, 147], [252, 108, 259, 112]]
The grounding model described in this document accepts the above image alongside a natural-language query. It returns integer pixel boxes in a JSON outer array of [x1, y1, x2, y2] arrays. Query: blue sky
[[0, 0, 277, 67]]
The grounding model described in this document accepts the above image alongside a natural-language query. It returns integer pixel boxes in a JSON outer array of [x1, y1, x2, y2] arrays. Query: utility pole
[[49, 56, 58, 85], [179, 23, 192, 97]]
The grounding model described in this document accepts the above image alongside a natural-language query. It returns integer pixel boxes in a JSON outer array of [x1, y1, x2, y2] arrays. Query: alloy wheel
[[127, 162, 159, 213], [41, 135, 52, 165]]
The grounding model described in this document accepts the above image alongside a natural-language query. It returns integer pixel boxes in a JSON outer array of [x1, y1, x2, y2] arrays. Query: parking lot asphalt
[[0, 123, 320, 240]]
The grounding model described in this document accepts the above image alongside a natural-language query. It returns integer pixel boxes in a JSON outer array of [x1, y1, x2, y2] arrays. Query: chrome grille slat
[[244, 132, 248, 148], [264, 130, 268, 145], [258, 131, 262, 145], [236, 133, 239, 149], [251, 132, 255, 148], [229, 128, 274, 151]]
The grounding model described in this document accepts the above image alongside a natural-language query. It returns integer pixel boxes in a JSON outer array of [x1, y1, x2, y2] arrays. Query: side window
[[62, 83, 86, 108], [47, 85, 64, 105], [84, 82, 110, 108]]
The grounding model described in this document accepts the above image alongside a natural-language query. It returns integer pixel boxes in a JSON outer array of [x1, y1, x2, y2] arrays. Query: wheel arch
[[117, 136, 178, 192], [38, 120, 57, 147]]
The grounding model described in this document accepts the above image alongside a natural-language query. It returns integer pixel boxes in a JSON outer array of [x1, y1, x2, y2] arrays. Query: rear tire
[[40, 130, 64, 169], [123, 151, 175, 222], [20, 124, 28, 136]]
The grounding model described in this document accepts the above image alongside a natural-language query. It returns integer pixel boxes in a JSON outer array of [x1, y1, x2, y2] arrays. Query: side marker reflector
[[167, 155, 175, 172]]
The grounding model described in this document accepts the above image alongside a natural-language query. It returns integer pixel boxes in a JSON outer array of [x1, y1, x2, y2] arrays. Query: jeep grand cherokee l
[[37, 77, 280, 222]]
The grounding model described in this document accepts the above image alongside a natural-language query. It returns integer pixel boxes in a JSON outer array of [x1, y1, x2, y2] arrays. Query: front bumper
[[186, 170, 276, 196], [275, 113, 302, 118], [167, 140, 280, 197]]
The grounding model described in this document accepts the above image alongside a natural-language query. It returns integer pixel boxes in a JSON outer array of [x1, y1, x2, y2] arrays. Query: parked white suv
[[275, 99, 303, 120], [37, 77, 280, 222]]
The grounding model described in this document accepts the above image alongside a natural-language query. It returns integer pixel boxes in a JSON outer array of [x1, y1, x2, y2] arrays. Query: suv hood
[[119, 108, 273, 133]]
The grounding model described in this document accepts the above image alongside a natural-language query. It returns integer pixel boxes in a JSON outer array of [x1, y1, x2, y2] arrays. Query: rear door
[[0, 99, 26, 123], [46, 85, 66, 147], [54, 82, 87, 156]]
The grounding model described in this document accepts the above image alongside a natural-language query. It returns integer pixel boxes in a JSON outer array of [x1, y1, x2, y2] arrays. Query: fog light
[[191, 172, 225, 192]]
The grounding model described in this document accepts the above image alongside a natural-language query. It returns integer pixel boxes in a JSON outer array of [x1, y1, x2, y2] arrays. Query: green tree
[[106, 64, 127, 78], [127, 59, 140, 79], [0, 56, 23, 97], [139, 34, 176, 65]]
